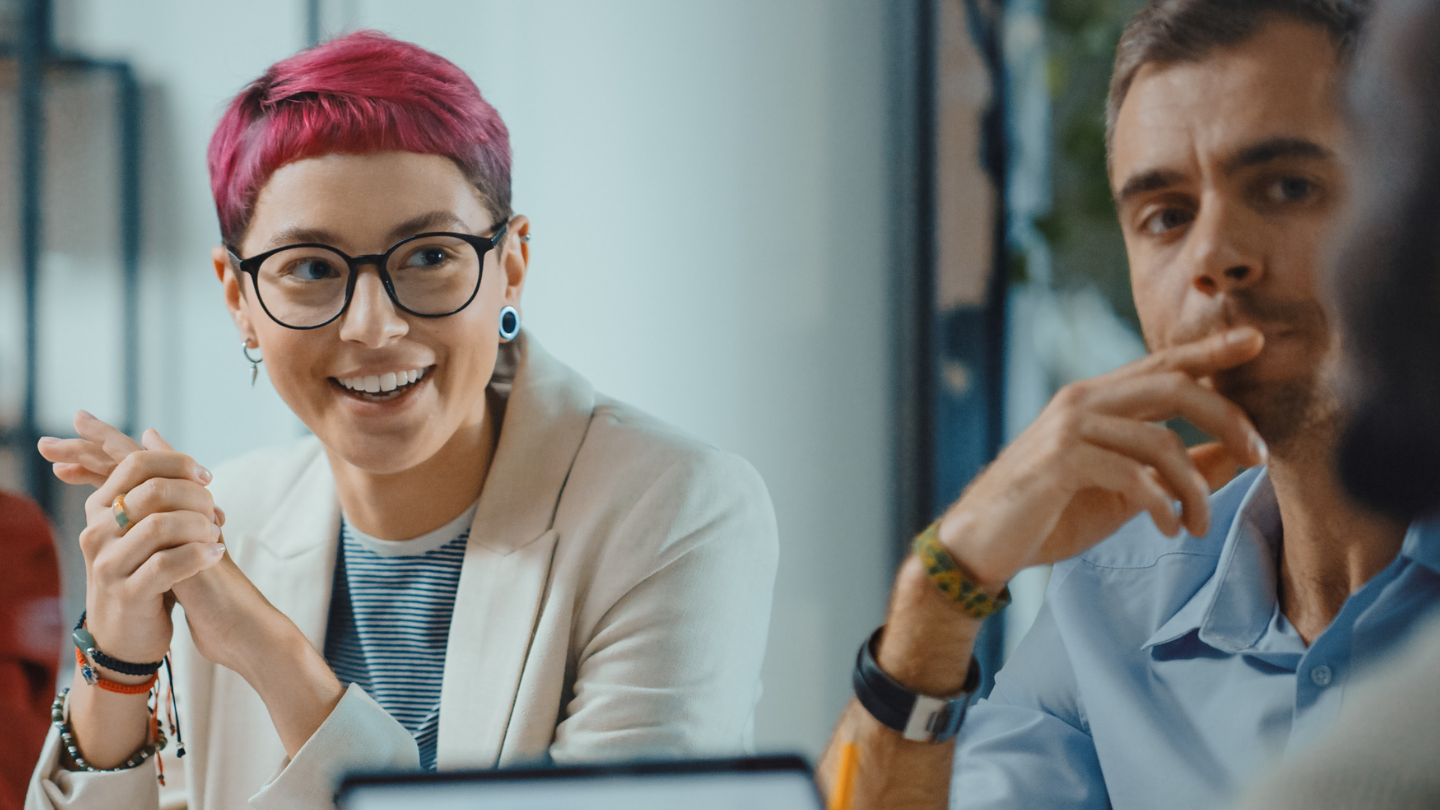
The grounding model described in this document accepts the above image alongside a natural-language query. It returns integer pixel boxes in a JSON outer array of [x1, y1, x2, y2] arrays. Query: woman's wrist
[[234, 612, 345, 759]]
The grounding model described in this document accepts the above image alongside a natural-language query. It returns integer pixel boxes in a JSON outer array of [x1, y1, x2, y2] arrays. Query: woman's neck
[[327, 391, 499, 541]]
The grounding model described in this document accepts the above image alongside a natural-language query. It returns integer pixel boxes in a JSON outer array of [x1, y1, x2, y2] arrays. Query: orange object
[[75, 648, 158, 695], [828, 742, 859, 810]]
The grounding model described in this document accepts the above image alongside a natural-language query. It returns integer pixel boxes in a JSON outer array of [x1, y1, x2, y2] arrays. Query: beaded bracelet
[[911, 520, 1012, 619], [51, 689, 167, 774]]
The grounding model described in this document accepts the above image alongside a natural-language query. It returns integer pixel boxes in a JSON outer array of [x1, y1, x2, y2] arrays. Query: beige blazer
[[28, 333, 779, 810]]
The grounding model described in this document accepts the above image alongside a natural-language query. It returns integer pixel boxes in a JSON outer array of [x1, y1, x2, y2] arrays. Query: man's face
[[1111, 17, 1348, 452]]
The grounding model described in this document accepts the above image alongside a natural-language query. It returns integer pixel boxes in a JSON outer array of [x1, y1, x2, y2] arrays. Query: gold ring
[[112, 494, 132, 531]]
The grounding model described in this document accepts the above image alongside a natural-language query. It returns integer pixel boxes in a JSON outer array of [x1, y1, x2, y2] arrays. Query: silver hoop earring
[[498, 306, 521, 341], [242, 340, 263, 387]]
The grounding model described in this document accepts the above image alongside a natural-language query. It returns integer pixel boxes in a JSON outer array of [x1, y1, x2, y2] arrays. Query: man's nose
[[338, 265, 408, 347], [1186, 202, 1264, 295]]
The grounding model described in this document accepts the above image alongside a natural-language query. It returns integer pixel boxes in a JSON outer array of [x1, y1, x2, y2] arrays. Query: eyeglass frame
[[226, 221, 510, 331]]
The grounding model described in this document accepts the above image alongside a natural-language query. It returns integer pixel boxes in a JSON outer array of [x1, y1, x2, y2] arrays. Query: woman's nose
[[338, 266, 408, 346]]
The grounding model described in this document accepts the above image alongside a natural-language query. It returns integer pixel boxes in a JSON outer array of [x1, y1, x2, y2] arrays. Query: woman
[[27, 31, 778, 809]]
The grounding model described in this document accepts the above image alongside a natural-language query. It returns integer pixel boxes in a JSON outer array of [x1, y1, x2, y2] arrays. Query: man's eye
[[1266, 176, 1314, 204], [1142, 208, 1194, 235]]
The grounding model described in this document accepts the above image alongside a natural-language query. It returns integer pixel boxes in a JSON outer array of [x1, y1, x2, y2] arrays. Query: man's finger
[[1091, 373, 1267, 468], [1189, 443, 1245, 492], [1152, 327, 1265, 378], [1080, 416, 1212, 537]]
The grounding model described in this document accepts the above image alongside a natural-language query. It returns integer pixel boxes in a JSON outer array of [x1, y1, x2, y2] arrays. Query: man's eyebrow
[[1116, 170, 1186, 206], [1223, 137, 1334, 174]]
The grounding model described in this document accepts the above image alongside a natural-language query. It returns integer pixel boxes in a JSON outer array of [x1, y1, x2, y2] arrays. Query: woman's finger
[[73, 410, 143, 462], [91, 451, 212, 518], [141, 428, 175, 453], [121, 477, 216, 526], [37, 436, 118, 478], [128, 541, 227, 597], [52, 462, 109, 488], [97, 510, 222, 580]]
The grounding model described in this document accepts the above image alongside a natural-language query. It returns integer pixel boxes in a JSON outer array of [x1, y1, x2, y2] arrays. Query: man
[[818, 1, 1439, 808], [0, 490, 61, 810]]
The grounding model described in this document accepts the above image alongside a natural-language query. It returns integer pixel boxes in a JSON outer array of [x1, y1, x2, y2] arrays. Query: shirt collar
[[1401, 516, 1440, 575], [1144, 469, 1282, 654]]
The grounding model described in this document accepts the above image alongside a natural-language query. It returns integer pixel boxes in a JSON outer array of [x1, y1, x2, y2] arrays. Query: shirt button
[[1310, 665, 1333, 687]]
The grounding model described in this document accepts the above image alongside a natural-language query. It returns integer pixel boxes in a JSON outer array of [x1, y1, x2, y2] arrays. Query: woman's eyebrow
[[384, 211, 469, 243]]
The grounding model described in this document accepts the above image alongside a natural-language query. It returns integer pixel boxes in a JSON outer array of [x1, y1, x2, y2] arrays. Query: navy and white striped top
[[323, 503, 477, 771]]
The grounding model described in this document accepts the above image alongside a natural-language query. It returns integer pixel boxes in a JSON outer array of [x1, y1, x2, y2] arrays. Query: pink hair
[[207, 30, 511, 245]]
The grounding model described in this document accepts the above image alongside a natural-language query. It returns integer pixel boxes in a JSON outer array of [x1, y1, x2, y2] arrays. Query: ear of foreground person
[[817, 2, 1440, 809]]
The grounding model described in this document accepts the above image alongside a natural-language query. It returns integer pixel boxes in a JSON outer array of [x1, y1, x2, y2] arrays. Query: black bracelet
[[851, 625, 979, 743], [73, 612, 165, 678]]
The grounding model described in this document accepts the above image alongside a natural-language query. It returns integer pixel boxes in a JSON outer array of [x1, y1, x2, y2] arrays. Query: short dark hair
[[1105, 0, 1369, 160]]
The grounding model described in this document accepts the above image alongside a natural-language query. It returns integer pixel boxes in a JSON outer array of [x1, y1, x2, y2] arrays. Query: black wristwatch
[[851, 625, 980, 743]]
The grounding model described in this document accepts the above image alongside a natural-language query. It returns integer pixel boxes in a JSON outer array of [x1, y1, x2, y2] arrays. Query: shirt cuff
[[28, 723, 160, 810], [249, 683, 418, 810]]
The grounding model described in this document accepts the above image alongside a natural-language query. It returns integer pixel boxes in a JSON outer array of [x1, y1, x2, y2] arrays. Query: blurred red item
[[0, 492, 62, 810]]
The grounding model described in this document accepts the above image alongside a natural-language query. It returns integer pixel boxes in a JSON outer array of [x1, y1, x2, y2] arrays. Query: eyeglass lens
[[254, 235, 482, 328]]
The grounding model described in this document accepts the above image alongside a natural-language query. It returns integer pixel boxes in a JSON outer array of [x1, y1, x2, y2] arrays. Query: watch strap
[[851, 626, 979, 743]]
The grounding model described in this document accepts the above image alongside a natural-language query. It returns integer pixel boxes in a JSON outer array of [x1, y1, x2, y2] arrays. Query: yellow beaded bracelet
[[911, 520, 1011, 619]]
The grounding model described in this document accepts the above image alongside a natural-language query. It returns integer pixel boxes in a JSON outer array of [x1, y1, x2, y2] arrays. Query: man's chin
[[1213, 369, 1335, 458]]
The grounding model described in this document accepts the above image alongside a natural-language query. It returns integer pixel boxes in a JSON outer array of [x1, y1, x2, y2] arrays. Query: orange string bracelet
[[75, 647, 159, 695]]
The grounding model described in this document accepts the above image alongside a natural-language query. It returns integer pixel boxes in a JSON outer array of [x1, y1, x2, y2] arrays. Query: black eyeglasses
[[227, 222, 508, 330]]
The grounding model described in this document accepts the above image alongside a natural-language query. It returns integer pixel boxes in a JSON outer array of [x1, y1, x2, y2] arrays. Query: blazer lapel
[[436, 332, 595, 767], [246, 443, 341, 650]]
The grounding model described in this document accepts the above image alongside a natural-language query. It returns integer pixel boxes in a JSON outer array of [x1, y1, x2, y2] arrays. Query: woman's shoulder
[[577, 395, 768, 500], [209, 435, 327, 512]]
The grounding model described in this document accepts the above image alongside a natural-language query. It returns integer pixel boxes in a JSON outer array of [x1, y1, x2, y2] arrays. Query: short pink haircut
[[207, 30, 511, 246]]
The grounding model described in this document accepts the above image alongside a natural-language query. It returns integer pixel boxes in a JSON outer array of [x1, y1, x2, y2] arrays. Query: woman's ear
[[501, 215, 530, 307], [213, 245, 256, 342]]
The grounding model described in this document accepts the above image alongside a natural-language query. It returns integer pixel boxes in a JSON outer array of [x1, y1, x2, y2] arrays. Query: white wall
[[59, 0, 895, 756]]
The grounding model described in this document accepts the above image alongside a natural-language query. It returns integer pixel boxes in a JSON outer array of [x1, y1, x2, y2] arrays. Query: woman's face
[[214, 151, 529, 475]]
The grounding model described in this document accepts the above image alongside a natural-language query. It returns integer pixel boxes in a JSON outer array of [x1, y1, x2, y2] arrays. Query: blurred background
[[0, 0, 1147, 757]]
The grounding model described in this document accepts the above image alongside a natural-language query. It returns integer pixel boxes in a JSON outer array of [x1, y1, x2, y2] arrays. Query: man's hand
[[940, 326, 1268, 590], [818, 327, 1269, 810]]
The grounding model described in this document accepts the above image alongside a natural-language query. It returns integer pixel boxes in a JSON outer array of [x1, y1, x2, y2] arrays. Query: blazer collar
[[470, 330, 595, 555]]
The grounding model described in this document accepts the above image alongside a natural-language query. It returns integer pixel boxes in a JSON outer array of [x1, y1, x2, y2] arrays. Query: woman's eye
[[290, 258, 340, 281], [1142, 208, 1194, 235], [405, 248, 452, 268], [1266, 176, 1314, 204]]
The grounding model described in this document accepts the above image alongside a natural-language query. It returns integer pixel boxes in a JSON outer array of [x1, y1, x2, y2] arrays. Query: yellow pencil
[[828, 742, 859, 810]]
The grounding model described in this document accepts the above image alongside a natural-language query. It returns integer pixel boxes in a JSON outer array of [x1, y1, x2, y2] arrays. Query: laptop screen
[[337, 756, 824, 810]]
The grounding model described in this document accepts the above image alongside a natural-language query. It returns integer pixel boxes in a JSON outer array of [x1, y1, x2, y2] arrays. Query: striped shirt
[[323, 502, 477, 771]]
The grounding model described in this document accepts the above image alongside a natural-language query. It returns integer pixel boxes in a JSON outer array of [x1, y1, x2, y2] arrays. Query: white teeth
[[336, 368, 427, 393]]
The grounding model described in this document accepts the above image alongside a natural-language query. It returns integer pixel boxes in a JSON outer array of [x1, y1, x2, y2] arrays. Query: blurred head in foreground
[[1328, 0, 1440, 519]]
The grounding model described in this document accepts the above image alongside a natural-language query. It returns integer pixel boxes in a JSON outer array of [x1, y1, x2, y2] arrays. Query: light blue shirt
[[953, 468, 1440, 809]]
